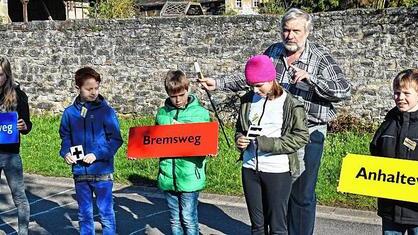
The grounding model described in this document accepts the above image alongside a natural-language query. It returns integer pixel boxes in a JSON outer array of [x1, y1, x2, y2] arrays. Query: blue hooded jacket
[[59, 95, 123, 175]]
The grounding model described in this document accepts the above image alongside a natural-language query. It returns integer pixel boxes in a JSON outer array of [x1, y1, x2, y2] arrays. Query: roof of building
[[136, 0, 221, 7], [160, 1, 204, 16]]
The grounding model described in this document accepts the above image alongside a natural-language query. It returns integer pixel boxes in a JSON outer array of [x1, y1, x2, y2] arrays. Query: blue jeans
[[383, 219, 418, 235], [75, 179, 115, 235], [165, 191, 199, 235], [0, 153, 30, 235], [288, 125, 327, 235]]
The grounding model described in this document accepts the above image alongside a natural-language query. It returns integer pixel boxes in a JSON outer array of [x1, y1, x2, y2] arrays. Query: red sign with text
[[127, 122, 219, 159]]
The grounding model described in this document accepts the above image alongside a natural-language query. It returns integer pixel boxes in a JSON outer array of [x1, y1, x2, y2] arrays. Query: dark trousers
[[382, 219, 418, 235], [288, 126, 326, 235], [242, 167, 292, 235]]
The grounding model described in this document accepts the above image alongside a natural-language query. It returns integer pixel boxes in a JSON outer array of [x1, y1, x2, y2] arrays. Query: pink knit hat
[[245, 55, 276, 85]]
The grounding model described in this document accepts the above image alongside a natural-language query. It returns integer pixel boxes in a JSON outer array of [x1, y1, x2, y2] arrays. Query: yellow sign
[[338, 154, 418, 203]]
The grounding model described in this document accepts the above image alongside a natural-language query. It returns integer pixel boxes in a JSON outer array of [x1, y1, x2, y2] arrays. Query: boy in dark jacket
[[370, 69, 418, 235], [156, 70, 210, 235], [59, 67, 123, 235]]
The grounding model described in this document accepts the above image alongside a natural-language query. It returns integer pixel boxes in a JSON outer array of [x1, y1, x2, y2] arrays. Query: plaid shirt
[[217, 40, 351, 126]]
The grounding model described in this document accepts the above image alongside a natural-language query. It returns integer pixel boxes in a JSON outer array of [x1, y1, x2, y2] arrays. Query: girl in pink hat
[[235, 55, 309, 235]]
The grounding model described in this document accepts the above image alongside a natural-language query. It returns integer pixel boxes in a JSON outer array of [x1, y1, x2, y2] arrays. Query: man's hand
[[64, 153, 77, 165], [197, 77, 216, 91], [17, 119, 27, 131], [289, 64, 310, 83], [83, 153, 97, 164], [236, 136, 251, 150]]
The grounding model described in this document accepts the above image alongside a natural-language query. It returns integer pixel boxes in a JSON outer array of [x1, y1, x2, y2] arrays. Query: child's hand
[[172, 120, 182, 124], [64, 153, 77, 165], [83, 153, 96, 164], [236, 136, 251, 149], [17, 119, 28, 131]]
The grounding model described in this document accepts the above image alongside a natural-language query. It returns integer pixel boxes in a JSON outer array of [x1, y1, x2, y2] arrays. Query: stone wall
[[0, 7, 417, 123]]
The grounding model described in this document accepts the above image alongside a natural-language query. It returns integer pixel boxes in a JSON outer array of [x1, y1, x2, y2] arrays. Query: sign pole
[[21, 0, 29, 23], [194, 62, 231, 147]]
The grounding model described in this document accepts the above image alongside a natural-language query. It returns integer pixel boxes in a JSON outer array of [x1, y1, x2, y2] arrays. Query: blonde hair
[[164, 70, 189, 94], [393, 69, 418, 91], [0, 56, 17, 111]]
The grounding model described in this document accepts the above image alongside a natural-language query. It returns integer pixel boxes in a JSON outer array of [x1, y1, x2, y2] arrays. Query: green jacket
[[235, 90, 309, 177], [156, 94, 210, 192]]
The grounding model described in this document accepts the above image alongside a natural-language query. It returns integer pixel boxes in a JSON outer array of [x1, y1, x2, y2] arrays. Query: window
[[253, 0, 259, 7], [236, 0, 242, 8]]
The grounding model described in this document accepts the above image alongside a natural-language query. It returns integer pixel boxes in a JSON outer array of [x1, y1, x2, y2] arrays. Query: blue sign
[[0, 112, 19, 144]]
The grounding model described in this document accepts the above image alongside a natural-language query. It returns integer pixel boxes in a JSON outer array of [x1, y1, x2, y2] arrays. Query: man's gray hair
[[281, 8, 313, 33]]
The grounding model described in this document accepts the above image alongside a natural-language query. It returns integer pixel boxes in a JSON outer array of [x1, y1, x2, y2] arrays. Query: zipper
[[83, 109, 87, 148], [195, 166, 201, 179], [91, 121, 95, 142], [172, 158, 177, 191], [83, 108, 87, 174], [172, 109, 179, 191], [255, 98, 268, 172], [174, 109, 180, 121]]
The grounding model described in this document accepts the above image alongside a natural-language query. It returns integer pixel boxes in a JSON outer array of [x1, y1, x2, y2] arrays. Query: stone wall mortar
[[0, 7, 417, 123]]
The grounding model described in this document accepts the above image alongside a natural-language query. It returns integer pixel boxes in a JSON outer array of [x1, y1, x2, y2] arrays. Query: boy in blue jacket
[[59, 67, 123, 235]]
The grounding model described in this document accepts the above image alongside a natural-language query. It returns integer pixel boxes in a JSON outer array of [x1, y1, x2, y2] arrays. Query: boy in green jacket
[[156, 70, 210, 235]]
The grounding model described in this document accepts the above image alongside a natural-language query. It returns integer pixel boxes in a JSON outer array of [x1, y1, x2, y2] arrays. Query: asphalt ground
[[0, 174, 381, 235]]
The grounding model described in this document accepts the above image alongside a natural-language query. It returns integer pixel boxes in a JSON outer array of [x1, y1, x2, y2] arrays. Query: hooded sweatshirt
[[59, 95, 123, 175]]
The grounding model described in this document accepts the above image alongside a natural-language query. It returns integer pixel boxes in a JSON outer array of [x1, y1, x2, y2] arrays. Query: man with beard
[[198, 8, 351, 235]]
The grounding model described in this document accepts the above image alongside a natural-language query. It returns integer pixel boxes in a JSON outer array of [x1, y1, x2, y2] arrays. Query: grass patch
[[20, 116, 376, 210], [317, 132, 376, 210]]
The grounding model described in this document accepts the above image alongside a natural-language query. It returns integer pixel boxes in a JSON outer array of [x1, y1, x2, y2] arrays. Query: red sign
[[127, 122, 219, 159]]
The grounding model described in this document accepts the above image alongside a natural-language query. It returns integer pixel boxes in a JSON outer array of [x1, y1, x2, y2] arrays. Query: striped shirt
[[216, 40, 351, 126]]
